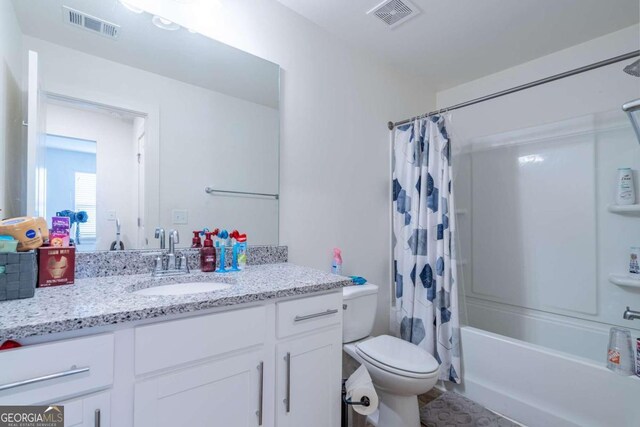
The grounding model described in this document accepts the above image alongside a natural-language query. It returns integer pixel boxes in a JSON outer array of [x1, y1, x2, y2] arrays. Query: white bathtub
[[448, 326, 640, 427]]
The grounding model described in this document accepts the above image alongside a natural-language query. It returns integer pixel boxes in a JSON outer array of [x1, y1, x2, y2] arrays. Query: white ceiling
[[276, 0, 640, 90], [10, 0, 280, 108]]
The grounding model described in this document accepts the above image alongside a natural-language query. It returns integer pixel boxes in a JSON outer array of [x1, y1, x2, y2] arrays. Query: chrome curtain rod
[[388, 50, 640, 130]]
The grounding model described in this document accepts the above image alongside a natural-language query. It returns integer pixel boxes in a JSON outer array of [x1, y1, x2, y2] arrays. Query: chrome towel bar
[[204, 187, 279, 200]]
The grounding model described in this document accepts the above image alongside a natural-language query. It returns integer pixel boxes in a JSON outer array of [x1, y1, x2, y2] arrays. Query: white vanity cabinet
[[132, 291, 343, 427], [275, 292, 343, 427], [133, 305, 269, 427], [275, 329, 342, 427], [0, 289, 343, 427]]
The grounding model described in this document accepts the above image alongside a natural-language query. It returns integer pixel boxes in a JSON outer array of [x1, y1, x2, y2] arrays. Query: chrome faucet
[[151, 229, 189, 277], [154, 227, 166, 249], [623, 306, 640, 321]]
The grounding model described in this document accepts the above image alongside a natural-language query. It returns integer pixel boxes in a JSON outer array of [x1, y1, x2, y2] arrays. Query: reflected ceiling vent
[[62, 6, 120, 39], [367, 0, 420, 29]]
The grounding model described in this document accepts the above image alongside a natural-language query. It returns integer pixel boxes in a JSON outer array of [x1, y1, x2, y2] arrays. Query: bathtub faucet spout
[[623, 306, 640, 321]]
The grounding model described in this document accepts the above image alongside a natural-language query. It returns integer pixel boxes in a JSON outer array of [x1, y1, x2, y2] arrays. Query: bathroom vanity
[[0, 263, 350, 427]]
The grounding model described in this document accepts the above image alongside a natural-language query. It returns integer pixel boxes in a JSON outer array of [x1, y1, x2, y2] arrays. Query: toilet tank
[[342, 284, 379, 343]]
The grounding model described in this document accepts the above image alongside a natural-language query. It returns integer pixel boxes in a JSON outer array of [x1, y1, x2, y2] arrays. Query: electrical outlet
[[172, 209, 188, 224], [106, 210, 117, 221]]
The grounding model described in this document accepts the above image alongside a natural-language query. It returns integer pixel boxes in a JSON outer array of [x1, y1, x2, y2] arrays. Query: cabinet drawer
[[0, 334, 114, 405], [277, 292, 342, 339], [135, 305, 266, 375]]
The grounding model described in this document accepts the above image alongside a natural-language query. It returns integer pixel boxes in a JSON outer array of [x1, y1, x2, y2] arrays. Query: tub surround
[[75, 245, 288, 279], [0, 262, 350, 341]]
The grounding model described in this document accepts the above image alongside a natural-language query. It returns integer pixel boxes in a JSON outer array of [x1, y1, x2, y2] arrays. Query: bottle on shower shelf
[[616, 168, 635, 205]]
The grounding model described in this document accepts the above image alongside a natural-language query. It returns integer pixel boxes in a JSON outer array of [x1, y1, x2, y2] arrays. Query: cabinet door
[[276, 327, 342, 427], [134, 349, 265, 427], [58, 390, 111, 427]]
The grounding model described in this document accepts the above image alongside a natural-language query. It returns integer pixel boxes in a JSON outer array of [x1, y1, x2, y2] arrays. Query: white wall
[[127, 0, 435, 334], [24, 35, 280, 248], [0, 0, 23, 218], [437, 25, 640, 355], [46, 102, 137, 251]]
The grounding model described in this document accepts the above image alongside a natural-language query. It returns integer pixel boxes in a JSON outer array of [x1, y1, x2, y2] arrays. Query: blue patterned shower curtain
[[392, 116, 461, 383]]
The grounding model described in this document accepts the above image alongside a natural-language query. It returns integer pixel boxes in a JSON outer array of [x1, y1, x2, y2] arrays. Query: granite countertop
[[0, 263, 351, 341]]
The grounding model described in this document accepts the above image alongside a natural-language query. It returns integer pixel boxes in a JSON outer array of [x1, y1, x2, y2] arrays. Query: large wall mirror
[[3, 0, 280, 251]]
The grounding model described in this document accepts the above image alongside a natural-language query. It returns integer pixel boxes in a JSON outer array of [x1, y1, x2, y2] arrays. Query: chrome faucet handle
[[170, 230, 179, 245], [179, 254, 190, 273], [153, 255, 163, 273]]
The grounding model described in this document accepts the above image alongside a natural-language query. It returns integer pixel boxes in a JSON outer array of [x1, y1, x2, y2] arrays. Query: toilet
[[343, 284, 439, 427]]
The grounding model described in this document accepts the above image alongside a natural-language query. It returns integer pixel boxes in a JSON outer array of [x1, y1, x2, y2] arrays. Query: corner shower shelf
[[609, 274, 640, 289], [607, 204, 640, 216]]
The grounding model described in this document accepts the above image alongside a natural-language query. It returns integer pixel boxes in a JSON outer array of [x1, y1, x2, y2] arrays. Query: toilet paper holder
[[341, 379, 371, 427], [341, 378, 371, 406]]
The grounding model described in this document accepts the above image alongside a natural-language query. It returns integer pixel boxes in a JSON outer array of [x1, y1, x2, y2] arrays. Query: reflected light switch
[[106, 210, 117, 221], [172, 209, 188, 224]]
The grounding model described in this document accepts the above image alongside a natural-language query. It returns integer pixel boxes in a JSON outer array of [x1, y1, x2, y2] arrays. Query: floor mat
[[419, 392, 520, 427]]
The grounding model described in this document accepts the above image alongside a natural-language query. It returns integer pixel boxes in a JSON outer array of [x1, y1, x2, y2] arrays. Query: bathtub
[[448, 326, 640, 427]]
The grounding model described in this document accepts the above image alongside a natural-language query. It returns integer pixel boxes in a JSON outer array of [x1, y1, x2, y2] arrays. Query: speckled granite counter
[[0, 263, 351, 341]]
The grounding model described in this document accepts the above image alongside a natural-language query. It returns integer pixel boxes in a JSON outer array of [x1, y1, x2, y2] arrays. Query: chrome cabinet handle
[[94, 409, 101, 427], [0, 366, 89, 391], [284, 353, 291, 413], [294, 309, 339, 322], [256, 362, 264, 425]]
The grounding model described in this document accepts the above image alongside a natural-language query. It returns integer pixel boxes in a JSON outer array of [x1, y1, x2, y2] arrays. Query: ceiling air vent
[[62, 6, 120, 39], [367, 0, 420, 29]]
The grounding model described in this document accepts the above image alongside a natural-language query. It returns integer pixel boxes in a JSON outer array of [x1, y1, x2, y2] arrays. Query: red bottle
[[200, 232, 216, 272], [192, 231, 202, 248]]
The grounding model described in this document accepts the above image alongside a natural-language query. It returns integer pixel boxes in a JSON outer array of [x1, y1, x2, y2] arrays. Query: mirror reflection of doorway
[[39, 96, 147, 251]]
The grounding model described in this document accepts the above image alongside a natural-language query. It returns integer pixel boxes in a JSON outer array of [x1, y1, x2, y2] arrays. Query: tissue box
[[0, 251, 37, 301], [37, 246, 75, 287]]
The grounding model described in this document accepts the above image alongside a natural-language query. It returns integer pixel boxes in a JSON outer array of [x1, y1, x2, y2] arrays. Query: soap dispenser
[[191, 231, 202, 248], [215, 229, 229, 273], [200, 232, 216, 272]]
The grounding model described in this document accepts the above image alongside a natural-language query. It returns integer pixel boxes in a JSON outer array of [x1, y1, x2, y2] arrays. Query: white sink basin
[[133, 282, 231, 296]]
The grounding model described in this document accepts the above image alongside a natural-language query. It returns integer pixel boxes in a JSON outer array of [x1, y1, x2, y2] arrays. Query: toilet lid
[[355, 335, 439, 375]]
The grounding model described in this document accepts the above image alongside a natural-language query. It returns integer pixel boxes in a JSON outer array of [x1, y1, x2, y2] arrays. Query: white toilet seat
[[356, 348, 440, 380], [355, 335, 439, 379]]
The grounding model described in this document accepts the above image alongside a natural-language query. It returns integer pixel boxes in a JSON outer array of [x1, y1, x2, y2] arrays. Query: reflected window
[[44, 134, 97, 248], [74, 172, 97, 240]]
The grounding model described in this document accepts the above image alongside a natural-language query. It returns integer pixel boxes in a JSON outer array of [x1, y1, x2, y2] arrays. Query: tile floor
[[344, 353, 521, 427]]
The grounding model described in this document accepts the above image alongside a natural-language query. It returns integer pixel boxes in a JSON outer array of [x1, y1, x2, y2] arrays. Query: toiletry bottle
[[616, 168, 635, 205], [216, 229, 228, 273], [236, 235, 247, 271], [191, 231, 202, 248], [332, 248, 342, 275], [200, 232, 216, 272], [230, 230, 240, 271], [630, 247, 640, 277], [230, 230, 248, 271]]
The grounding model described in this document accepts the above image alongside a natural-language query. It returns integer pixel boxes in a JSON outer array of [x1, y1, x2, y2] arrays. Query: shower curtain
[[392, 116, 461, 383]]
